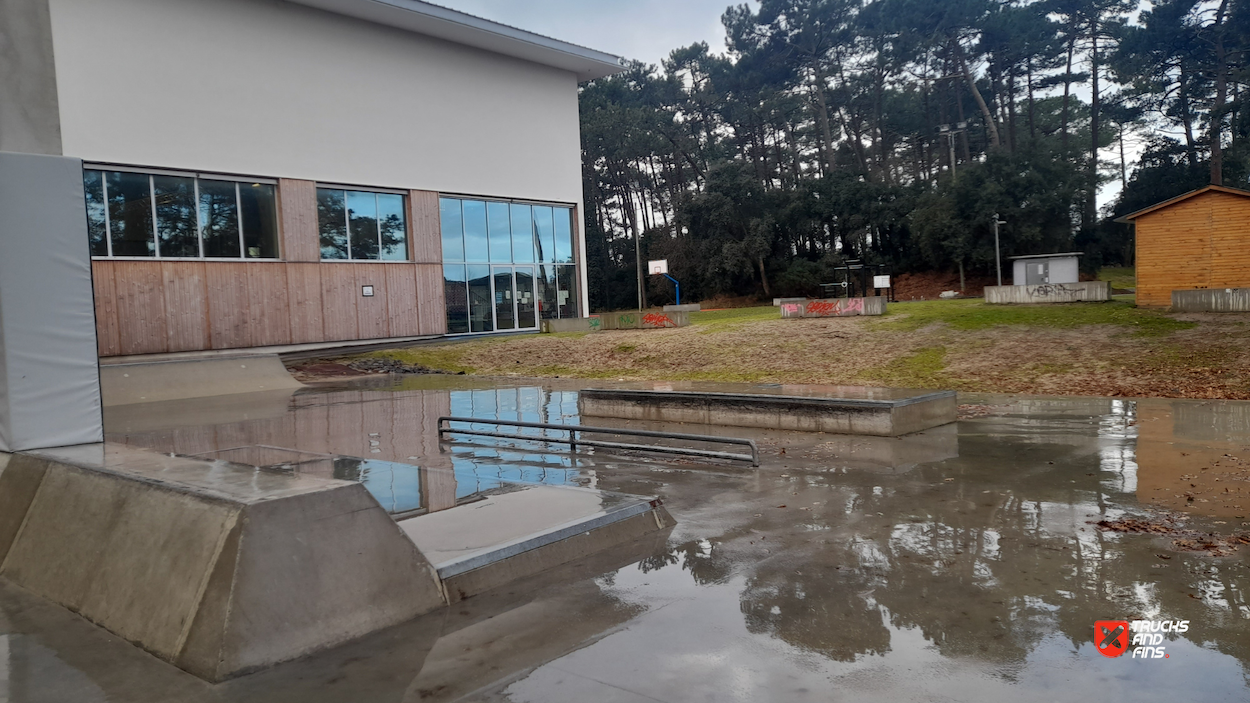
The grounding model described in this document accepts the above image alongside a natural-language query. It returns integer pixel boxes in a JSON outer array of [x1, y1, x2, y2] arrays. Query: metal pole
[[633, 230, 644, 310], [663, 273, 680, 305], [949, 133, 957, 184], [993, 214, 1005, 287]]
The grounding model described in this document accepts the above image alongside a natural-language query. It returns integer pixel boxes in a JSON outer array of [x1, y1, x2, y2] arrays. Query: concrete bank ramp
[[99, 354, 303, 406], [0, 443, 444, 682]]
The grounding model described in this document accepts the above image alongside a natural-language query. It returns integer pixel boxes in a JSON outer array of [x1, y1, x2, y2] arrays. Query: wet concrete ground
[[3, 377, 1250, 701]]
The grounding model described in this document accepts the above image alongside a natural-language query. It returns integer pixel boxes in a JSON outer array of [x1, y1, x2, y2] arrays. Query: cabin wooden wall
[[1136, 190, 1250, 308], [93, 181, 448, 356]]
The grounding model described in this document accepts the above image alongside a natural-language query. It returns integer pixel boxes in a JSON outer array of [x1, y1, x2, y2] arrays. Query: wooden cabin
[[1117, 185, 1250, 308]]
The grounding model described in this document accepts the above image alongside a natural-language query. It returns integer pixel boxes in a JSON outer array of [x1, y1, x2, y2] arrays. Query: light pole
[[937, 121, 968, 184], [993, 213, 1007, 286]]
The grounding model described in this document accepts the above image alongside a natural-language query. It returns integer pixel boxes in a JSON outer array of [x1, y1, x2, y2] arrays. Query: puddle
[[2, 380, 1248, 701]]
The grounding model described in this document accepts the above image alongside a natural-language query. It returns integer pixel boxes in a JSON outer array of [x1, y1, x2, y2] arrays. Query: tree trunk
[[955, 42, 1000, 149], [758, 256, 772, 296], [1179, 66, 1198, 168], [1061, 30, 1076, 155], [1086, 26, 1100, 232], [1210, 0, 1230, 185], [811, 67, 837, 173]]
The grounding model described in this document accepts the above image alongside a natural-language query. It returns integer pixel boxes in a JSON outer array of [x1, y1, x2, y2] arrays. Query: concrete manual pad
[[398, 484, 670, 600], [579, 382, 956, 436]]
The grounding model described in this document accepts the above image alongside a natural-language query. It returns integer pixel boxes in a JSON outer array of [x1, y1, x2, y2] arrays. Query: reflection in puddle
[[18, 380, 1247, 701]]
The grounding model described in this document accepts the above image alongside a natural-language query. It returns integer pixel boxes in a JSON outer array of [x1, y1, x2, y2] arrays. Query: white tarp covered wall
[[0, 151, 102, 451]]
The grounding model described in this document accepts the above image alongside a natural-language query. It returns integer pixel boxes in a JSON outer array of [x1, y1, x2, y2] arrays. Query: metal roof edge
[[285, 0, 626, 80]]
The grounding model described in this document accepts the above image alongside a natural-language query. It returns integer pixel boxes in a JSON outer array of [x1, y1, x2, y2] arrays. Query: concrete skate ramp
[[579, 386, 957, 436], [99, 354, 303, 406], [0, 443, 444, 682]]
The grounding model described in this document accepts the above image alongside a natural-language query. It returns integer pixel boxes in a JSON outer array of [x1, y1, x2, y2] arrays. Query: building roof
[[1113, 184, 1250, 223], [285, 0, 626, 81], [1008, 252, 1083, 261]]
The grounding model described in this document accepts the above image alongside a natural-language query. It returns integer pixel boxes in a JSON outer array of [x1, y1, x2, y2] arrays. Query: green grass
[[364, 346, 477, 374], [1097, 266, 1137, 291], [859, 346, 951, 387], [875, 298, 1193, 337], [688, 305, 777, 331]]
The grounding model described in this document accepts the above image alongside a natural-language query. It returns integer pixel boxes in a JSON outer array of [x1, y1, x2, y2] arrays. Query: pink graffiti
[[781, 303, 801, 314], [641, 312, 678, 327], [805, 298, 864, 317]]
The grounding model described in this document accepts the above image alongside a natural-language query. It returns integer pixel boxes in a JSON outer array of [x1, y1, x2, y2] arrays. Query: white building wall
[[48, 0, 583, 202], [49, 0, 590, 311], [1012, 260, 1026, 286], [1049, 257, 1079, 284]]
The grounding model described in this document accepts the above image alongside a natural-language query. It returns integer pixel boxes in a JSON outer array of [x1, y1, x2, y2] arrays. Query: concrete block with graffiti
[[541, 316, 603, 333], [598, 310, 690, 330], [780, 296, 886, 318]]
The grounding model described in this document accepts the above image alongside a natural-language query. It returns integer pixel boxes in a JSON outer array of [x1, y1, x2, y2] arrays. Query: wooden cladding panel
[[160, 262, 209, 352], [278, 179, 320, 262], [285, 263, 324, 344], [320, 264, 359, 342], [1135, 191, 1250, 308], [414, 263, 447, 335], [385, 265, 420, 337], [99, 259, 446, 355], [91, 262, 121, 357], [246, 264, 293, 347], [409, 190, 442, 263], [355, 267, 389, 340], [205, 263, 252, 350], [113, 261, 168, 355]]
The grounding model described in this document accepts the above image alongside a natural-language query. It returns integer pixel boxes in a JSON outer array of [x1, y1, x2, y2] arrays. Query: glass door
[[493, 267, 516, 330], [514, 266, 537, 329]]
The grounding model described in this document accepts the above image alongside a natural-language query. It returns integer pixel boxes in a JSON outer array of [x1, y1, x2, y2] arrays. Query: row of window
[[440, 197, 574, 265], [317, 188, 408, 261], [84, 170, 279, 259], [444, 263, 578, 334]]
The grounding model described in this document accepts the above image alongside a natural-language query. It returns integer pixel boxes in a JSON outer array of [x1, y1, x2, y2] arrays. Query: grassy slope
[[354, 298, 1250, 399]]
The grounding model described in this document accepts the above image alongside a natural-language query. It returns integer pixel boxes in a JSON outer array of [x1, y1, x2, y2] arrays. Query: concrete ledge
[[1171, 288, 1250, 312], [0, 444, 444, 682], [541, 317, 602, 333], [100, 354, 304, 406], [578, 388, 956, 436], [985, 281, 1110, 304], [663, 303, 701, 312], [439, 507, 673, 602], [779, 297, 886, 318], [598, 310, 690, 330]]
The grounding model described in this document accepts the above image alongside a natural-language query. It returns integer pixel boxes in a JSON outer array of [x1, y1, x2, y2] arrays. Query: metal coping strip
[[581, 388, 956, 409]]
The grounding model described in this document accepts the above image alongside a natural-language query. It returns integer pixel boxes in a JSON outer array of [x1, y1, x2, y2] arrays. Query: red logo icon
[[1095, 620, 1130, 657]]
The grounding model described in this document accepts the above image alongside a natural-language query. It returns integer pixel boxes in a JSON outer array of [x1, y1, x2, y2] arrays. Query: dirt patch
[[891, 271, 997, 300], [288, 356, 458, 382]]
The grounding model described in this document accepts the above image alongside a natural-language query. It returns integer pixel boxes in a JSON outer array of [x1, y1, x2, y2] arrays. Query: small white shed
[[1010, 252, 1082, 286]]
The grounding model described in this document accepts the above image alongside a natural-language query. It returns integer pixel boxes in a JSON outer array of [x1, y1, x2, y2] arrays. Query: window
[[317, 187, 408, 261], [439, 196, 577, 333], [83, 168, 277, 259]]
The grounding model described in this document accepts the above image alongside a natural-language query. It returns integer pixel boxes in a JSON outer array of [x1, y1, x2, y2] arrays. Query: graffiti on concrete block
[[1029, 283, 1078, 298], [781, 303, 802, 317], [641, 312, 678, 328], [805, 298, 864, 317], [617, 313, 637, 326], [588, 317, 602, 330]]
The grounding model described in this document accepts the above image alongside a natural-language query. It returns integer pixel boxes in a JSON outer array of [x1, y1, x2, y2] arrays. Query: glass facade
[[317, 188, 408, 261], [440, 196, 577, 334], [84, 169, 277, 259]]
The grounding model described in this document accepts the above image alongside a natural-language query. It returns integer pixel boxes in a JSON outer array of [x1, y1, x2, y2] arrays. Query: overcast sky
[[436, 0, 742, 65]]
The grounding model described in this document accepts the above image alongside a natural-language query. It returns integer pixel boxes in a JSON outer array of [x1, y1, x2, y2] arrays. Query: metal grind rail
[[437, 416, 759, 466]]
